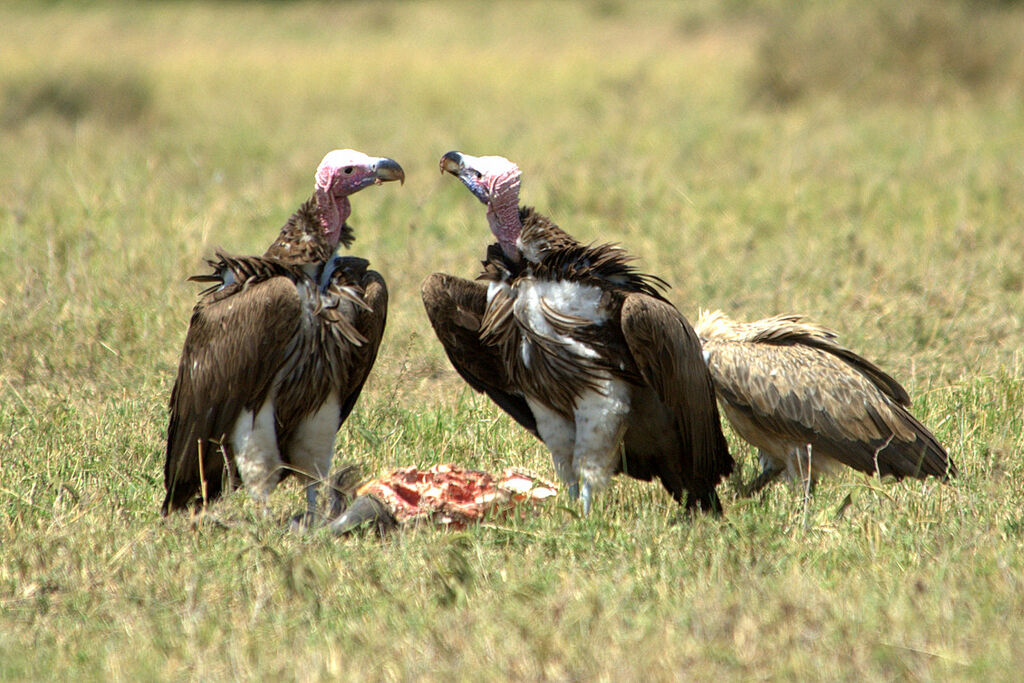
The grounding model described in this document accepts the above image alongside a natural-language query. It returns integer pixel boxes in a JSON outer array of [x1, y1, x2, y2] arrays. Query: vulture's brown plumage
[[162, 150, 404, 522], [695, 310, 956, 493], [422, 152, 733, 513]]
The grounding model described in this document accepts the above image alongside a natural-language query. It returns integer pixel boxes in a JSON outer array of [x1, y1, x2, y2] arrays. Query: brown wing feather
[[421, 273, 538, 437], [704, 339, 953, 479], [619, 294, 733, 509], [338, 270, 388, 425], [163, 276, 302, 514]]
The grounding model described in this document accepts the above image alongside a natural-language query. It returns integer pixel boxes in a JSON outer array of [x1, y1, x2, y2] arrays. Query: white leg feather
[[574, 380, 631, 515], [528, 398, 577, 492], [232, 401, 282, 508], [287, 393, 341, 522]]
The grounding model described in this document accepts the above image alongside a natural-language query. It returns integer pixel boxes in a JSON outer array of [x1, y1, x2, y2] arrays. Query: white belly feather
[[514, 278, 606, 367]]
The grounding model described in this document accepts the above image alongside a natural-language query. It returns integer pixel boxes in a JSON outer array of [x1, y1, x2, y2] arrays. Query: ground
[[2, 0, 1023, 678]]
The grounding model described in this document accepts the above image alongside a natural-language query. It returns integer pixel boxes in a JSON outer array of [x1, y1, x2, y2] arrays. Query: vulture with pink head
[[422, 151, 733, 514], [162, 149, 404, 523]]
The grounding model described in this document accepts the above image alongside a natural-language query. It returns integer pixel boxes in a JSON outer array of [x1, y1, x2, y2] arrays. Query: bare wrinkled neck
[[315, 189, 352, 248], [487, 169, 522, 258]]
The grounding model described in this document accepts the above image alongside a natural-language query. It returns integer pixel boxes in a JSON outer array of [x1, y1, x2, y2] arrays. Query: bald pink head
[[440, 151, 522, 258], [314, 149, 405, 248]]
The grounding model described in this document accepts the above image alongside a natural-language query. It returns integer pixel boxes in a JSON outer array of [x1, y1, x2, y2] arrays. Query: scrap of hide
[[338, 464, 557, 532]]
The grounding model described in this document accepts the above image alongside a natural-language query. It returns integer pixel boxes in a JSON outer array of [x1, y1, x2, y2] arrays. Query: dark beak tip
[[439, 150, 463, 176], [375, 158, 405, 185]]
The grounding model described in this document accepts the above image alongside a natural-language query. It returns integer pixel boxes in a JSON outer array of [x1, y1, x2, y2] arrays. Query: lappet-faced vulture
[[162, 149, 404, 524], [422, 151, 733, 514], [694, 310, 956, 493]]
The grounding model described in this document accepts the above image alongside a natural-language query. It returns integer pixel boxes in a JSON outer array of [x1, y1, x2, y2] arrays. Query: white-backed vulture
[[694, 309, 956, 493], [422, 152, 733, 514], [162, 149, 404, 523]]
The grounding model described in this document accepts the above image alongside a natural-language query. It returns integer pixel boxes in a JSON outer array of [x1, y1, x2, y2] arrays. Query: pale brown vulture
[[162, 149, 404, 523], [422, 152, 733, 514], [694, 310, 956, 493]]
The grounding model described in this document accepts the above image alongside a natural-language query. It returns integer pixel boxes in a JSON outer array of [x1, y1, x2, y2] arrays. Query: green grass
[[2, 0, 1024, 678]]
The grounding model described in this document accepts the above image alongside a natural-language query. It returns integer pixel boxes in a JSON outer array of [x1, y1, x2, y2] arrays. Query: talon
[[289, 511, 321, 532]]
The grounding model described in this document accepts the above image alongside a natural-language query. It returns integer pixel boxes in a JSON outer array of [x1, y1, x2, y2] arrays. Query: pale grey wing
[[163, 277, 302, 514], [619, 293, 733, 510], [704, 340, 953, 479], [791, 334, 911, 406], [338, 270, 388, 425], [421, 273, 538, 438]]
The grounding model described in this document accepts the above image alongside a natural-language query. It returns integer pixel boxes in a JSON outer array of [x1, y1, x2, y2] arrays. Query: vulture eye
[[473, 170, 483, 179], [343, 166, 354, 174]]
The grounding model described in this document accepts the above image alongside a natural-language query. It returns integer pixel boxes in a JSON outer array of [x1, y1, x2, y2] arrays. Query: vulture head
[[440, 150, 522, 258], [315, 149, 405, 248]]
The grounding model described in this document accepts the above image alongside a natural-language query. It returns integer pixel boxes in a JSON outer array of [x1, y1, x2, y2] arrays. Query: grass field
[[2, 0, 1024, 678]]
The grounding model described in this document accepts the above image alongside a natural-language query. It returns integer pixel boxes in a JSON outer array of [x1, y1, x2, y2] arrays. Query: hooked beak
[[439, 150, 489, 204], [440, 150, 464, 176], [373, 157, 405, 185]]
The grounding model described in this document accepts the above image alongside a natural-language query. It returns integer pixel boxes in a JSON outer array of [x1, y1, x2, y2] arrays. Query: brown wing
[[704, 340, 953, 479], [338, 269, 388, 425], [162, 276, 301, 514], [421, 273, 538, 437], [619, 294, 734, 510]]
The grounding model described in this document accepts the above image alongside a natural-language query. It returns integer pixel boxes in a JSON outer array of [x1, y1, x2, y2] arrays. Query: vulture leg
[[291, 271, 387, 533], [421, 273, 539, 437], [289, 485, 323, 531], [527, 398, 578, 499], [790, 444, 817, 498], [573, 383, 631, 515], [328, 464, 364, 519], [743, 452, 785, 496], [285, 393, 341, 529], [232, 401, 284, 514]]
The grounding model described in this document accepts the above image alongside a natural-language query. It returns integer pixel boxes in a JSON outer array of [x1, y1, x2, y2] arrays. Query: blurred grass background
[[1, 0, 1023, 679]]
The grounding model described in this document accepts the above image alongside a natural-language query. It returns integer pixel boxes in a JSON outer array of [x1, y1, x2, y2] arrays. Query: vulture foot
[[742, 462, 785, 497], [328, 464, 365, 519], [328, 495, 396, 536], [289, 510, 324, 533]]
